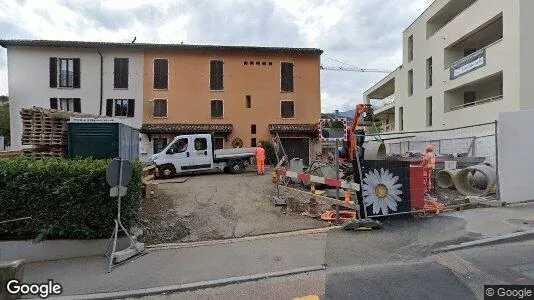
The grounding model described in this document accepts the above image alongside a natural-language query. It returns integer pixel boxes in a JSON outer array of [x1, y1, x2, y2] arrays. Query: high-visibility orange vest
[[255, 147, 265, 160]]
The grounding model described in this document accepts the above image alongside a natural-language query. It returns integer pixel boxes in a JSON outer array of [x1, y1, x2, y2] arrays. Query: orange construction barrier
[[320, 210, 357, 222], [423, 200, 445, 214]]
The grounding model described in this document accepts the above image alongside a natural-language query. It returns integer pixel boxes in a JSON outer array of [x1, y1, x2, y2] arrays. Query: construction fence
[[370, 121, 498, 167]]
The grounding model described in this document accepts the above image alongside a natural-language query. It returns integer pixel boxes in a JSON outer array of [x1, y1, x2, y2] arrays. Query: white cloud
[[0, 0, 433, 111]]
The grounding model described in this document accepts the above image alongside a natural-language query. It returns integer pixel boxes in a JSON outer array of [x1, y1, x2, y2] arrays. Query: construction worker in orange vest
[[422, 144, 436, 195], [255, 142, 266, 175]]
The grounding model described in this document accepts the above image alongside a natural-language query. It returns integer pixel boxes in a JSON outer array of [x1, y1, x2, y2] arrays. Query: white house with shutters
[[0, 40, 144, 149]]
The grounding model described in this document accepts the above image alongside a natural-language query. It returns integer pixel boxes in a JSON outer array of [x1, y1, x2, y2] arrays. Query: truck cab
[[150, 133, 257, 178], [150, 134, 215, 177]]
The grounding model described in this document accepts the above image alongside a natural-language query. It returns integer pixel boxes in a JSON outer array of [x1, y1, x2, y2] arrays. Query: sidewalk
[[24, 231, 328, 296]]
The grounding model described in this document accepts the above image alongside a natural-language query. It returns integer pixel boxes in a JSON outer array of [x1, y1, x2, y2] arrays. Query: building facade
[[1, 40, 144, 149], [139, 47, 322, 165], [1, 40, 323, 165], [364, 0, 534, 133]]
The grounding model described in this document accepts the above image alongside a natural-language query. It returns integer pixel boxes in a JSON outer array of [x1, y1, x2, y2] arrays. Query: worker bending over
[[422, 144, 436, 195], [255, 142, 266, 175]]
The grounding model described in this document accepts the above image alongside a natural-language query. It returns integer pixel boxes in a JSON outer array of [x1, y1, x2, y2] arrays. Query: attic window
[[244, 61, 248, 65], [256, 61, 260, 65], [249, 61, 254, 65], [262, 62, 266, 66], [269, 62, 272, 66]]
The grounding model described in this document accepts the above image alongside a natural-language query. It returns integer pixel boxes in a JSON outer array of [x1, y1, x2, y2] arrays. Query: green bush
[[0, 157, 142, 240], [261, 141, 278, 166]]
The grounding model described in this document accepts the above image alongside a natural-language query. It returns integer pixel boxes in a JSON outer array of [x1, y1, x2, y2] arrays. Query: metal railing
[[379, 123, 395, 133], [447, 95, 502, 112]]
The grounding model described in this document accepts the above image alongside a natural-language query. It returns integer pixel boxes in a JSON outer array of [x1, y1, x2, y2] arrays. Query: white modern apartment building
[[364, 0, 534, 134], [0, 40, 144, 149]]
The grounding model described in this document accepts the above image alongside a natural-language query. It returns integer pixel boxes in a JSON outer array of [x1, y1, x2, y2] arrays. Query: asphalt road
[[137, 239, 534, 300], [324, 262, 476, 300]]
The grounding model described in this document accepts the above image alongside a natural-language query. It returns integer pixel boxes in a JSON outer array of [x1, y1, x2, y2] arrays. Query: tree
[[0, 100, 9, 147], [0, 95, 8, 102]]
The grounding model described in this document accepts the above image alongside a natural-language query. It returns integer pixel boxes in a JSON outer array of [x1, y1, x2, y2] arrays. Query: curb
[[147, 226, 340, 251], [432, 229, 534, 253], [49, 265, 327, 300]]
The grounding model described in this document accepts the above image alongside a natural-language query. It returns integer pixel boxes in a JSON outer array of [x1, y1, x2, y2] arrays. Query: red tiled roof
[[141, 123, 233, 133], [268, 124, 318, 134]]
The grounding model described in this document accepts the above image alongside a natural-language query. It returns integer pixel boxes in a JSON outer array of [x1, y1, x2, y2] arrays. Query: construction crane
[[320, 65, 391, 73], [320, 57, 392, 73]]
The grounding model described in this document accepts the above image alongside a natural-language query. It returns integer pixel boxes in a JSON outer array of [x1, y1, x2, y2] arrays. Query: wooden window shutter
[[211, 100, 223, 118], [287, 63, 294, 92], [281, 63, 294, 92], [210, 61, 217, 90], [106, 99, 113, 116], [113, 58, 120, 88], [153, 59, 168, 89], [123, 59, 129, 88], [114, 58, 129, 89], [73, 98, 81, 113], [50, 98, 58, 109], [210, 61, 223, 90], [217, 61, 223, 90], [73, 58, 81, 88], [49, 58, 57, 88], [127, 99, 135, 117]]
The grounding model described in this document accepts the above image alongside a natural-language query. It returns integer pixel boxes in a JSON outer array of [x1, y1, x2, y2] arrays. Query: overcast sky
[[0, 0, 433, 112]]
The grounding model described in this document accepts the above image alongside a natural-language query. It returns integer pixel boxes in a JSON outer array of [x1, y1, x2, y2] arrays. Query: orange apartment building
[[139, 45, 323, 165]]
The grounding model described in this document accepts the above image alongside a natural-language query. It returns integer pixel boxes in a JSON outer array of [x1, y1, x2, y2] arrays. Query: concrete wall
[[498, 109, 534, 203], [0, 238, 128, 263], [364, 0, 522, 134], [519, 0, 534, 110], [7, 47, 144, 149]]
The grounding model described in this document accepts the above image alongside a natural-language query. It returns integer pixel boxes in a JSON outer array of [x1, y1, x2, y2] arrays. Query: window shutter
[[50, 98, 58, 109], [154, 59, 168, 89], [73, 58, 81, 88], [287, 63, 294, 92], [113, 58, 120, 88], [106, 99, 113, 116], [210, 61, 217, 90], [217, 61, 223, 90], [73, 98, 81, 113], [49, 58, 57, 88], [281, 64, 287, 91], [123, 59, 129, 89], [127, 99, 135, 117]]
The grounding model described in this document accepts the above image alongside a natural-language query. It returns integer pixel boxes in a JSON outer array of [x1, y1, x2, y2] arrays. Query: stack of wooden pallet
[[20, 107, 99, 158]]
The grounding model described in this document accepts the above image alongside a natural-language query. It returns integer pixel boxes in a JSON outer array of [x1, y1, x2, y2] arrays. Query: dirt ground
[[137, 168, 329, 245]]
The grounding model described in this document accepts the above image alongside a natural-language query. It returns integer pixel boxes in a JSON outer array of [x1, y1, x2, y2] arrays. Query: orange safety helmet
[[257, 142, 263, 147]]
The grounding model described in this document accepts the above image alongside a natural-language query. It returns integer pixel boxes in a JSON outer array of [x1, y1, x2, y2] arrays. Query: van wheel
[[229, 160, 244, 174], [159, 164, 176, 179]]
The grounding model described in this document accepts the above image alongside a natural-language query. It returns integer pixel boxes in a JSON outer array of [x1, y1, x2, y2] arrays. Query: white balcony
[[426, 0, 478, 39], [443, 37, 503, 91], [444, 71, 503, 112]]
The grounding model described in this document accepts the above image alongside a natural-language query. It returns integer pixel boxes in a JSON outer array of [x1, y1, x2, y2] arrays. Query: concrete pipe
[[437, 169, 460, 189], [453, 164, 497, 196], [363, 141, 386, 160]]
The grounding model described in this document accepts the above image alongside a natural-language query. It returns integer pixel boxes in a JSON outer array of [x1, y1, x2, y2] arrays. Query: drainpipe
[[97, 50, 103, 115]]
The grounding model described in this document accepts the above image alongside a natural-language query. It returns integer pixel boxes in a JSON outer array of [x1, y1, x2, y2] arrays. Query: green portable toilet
[[68, 118, 139, 160]]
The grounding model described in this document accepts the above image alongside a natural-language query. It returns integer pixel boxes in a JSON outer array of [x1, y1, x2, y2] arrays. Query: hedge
[[0, 157, 142, 241]]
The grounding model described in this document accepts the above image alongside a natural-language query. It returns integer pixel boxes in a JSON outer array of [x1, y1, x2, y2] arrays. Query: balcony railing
[[447, 95, 502, 112], [379, 123, 395, 133]]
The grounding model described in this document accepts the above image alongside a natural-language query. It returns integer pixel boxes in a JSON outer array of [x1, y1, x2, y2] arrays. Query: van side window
[[194, 138, 208, 151], [170, 138, 188, 153]]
